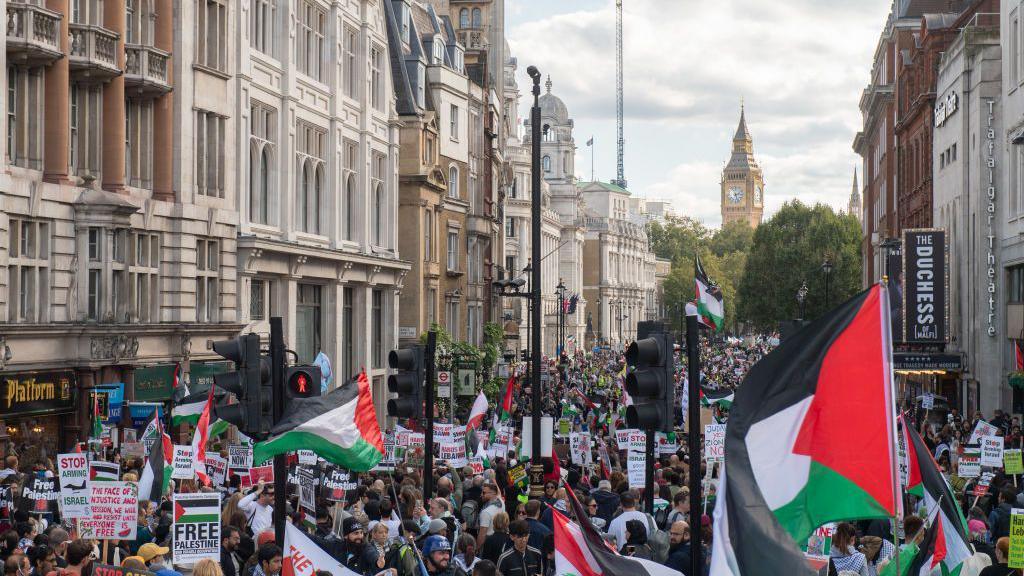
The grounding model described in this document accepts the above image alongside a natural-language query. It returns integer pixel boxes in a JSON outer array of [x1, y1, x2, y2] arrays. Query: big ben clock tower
[[720, 105, 765, 227]]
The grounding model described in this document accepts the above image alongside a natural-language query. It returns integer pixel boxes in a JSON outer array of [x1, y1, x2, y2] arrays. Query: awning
[[893, 352, 963, 372]]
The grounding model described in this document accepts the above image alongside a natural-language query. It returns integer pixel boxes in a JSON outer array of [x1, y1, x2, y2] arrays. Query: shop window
[[7, 219, 49, 323]]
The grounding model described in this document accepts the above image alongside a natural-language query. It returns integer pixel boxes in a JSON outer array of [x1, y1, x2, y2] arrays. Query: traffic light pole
[[424, 330, 437, 500], [645, 427, 655, 512], [528, 65, 544, 498], [686, 314, 701, 576], [271, 317, 287, 547]]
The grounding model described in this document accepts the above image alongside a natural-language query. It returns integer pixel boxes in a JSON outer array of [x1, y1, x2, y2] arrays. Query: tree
[[737, 201, 862, 330], [710, 220, 754, 257]]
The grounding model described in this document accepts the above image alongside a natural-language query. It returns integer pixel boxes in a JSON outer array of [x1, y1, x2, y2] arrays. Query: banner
[[205, 455, 228, 487], [20, 477, 58, 516], [438, 442, 467, 469], [228, 445, 253, 470], [959, 447, 981, 478], [172, 492, 221, 564], [283, 522, 360, 576], [704, 424, 726, 463], [981, 436, 1005, 468], [92, 565, 156, 576], [172, 446, 194, 480], [57, 453, 90, 518], [79, 482, 138, 540], [902, 228, 947, 344], [627, 452, 645, 489], [1011, 509, 1024, 569], [969, 420, 999, 444]]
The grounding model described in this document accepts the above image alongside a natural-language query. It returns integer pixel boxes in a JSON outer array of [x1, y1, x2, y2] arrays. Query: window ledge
[[193, 63, 230, 80], [293, 231, 331, 246], [446, 269, 464, 277]]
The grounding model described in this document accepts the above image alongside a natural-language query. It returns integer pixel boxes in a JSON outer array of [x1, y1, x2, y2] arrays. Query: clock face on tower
[[754, 186, 762, 204], [728, 186, 744, 204]]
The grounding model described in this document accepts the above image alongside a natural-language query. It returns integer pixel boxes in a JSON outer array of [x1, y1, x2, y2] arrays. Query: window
[[344, 27, 358, 98], [69, 83, 101, 176], [71, 0, 102, 24], [342, 287, 354, 381], [505, 216, 515, 238], [1011, 264, 1024, 302], [426, 288, 436, 326], [370, 44, 383, 110], [449, 104, 459, 141], [296, 122, 326, 234], [343, 141, 358, 241], [459, 8, 468, 28], [195, 109, 226, 197], [371, 153, 386, 246], [250, 102, 276, 224], [448, 165, 459, 198], [505, 256, 516, 279], [250, 278, 273, 321], [446, 299, 459, 340], [196, 0, 227, 71], [296, 0, 325, 81], [1014, 10, 1021, 86], [129, 231, 160, 322], [125, 98, 154, 188], [424, 209, 433, 262], [251, 0, 275, 56], [432, 39, 445, 65], [543, 155, 551, 172], [295, 284, 322, 363], [7, 219, 49, 322], [195, 238, 220, 322], [7, 66, 41, 169], [467, 305, 479, 346], [424, 134, 434, 165], [125, 0, 153, 44], [471, 8, 481, 27], [447, 230, 458, 271], [372, 289, 383, 369]]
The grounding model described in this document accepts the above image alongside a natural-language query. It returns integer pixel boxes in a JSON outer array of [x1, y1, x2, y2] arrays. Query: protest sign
[[322, 469, 356, 501], [122, 442, 145, 460], [1011, 509, 1024, 569], [297, 450, 317, 465], [969, 420, 999, 444], [438, 442, 468, 469], [981, 436, 1005, 468], [627, 452, 645, 489], [898, 432, 908, 486], [1007, 449, 1024, 475], [79, 482, 137, 540], [921, 393, 934, 410], [297, 467, 316, 513], [249, 465, 274, 485], [57, 453, 90, 518], [172, 492, 221, 564], [468, 457, 485, 475], [435, 423, 454, 443], [975, 472, 996, 497], [20, 477, 58, 516], [395, 428, 411, 447], [89, 460, 120, 483], [205, 455, 228, 487], [557, 418, 571, 437], [959, 447, 981, 478], [704, 424, 727, 463], [92, 564, 156, 576], [569, 432, 591, 466], [627, 430, 646, 453], [656, 432, 679, 456], [172, 446, 194, 480], [614, 429, 631, 450], [284, 523, 353, 576], [507, 463, 527, 488], [228, 445, 253, 470]]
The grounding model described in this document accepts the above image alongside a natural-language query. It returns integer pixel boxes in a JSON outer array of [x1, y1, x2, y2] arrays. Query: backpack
[[461, 498, 481, 529], [653, 505, 670, 530], [644, 514, 670, 563]]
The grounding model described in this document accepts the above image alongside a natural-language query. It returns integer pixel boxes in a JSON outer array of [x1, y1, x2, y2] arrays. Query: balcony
[[124, 44, 171, 96], [6, 2, 62, 66], [68, 23, 120, 80]]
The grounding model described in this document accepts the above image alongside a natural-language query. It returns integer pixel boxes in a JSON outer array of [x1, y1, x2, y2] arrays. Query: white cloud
[[507, 0, 890, 228]]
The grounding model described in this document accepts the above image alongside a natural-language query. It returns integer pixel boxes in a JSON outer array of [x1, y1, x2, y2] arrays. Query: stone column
[[152, 0, 174, 201], [101, 0, 126, 192], [43, 0, 70, 183]]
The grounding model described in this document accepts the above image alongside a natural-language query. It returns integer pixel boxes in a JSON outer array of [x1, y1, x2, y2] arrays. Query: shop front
[[0, 371, 77, 466], [893, 352, 964, 413]]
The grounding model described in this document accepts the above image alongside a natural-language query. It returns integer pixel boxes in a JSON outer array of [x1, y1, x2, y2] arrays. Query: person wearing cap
[[138, 543, 181, 576], [339, 517, 366, 574], [496, 521, 541, 576], [238, 481, 274, 537], [421, 535, 453, 576]]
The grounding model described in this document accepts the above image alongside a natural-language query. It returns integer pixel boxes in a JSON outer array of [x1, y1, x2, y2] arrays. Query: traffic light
[[387, 345, 424, 419], [212, 333, 272, 439], [284, 365, 322, 412], [624, 332, 674, 432]]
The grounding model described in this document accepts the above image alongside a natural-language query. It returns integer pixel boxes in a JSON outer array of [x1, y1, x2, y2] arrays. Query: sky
[[505, 0, 893, 228]]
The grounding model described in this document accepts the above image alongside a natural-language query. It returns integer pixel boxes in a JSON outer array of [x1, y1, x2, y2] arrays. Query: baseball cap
[[137, 543, 169, 563], [422, 535, 451, 556], [427, 519, 446, 535]]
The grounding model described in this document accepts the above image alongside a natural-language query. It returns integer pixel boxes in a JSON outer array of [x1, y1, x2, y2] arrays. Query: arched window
[[471, 8, 481, 27], [459, 8, 469, 28], [249, 103, 276, 225], [297, 160, 309, 230], [373, 182, 384, 245], [542, 155, 551, 172], [345, 173, 356, 240], [313, 164, 323, 234], [448, 165, 459, 198]]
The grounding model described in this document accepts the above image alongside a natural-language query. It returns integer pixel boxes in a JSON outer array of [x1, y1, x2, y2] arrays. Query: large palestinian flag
[[283, 523, 360, 576], [556, 485, 682, 576], [172, 390, 230, 437], [709, 284, 898, 576], [900, 416, 972, 575], [695, 253, 724, 330], [173, 496, 221, 524], [138, 413, 173, 501], [253, 370, 384, 472]]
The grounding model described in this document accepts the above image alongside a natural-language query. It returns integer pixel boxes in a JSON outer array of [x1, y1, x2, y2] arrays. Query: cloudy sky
[[505, 0, 892, 228]]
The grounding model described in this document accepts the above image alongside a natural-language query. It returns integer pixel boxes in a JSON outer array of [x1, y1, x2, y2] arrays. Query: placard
[[297, 450, 317, 465], [921, 393, 934, 410], [569, 432, 591, 466], [79, 482, 137, 540], [249, 465, 274, 485], [704, 424, 726, 463], [172, 492, 221, 564], [297, 467, 316, 512], [959, 448, 981, 479], [468, 457, 485, 475], [228, 445, 253, 470], [969, 420, 999, 444], [457, 369, 476, 396], [974, 471, 996, 497], [1007, 449, 1024, 475], [89, 460, 120, 483], [438, 442, 467, 469], [435, 423, 454, 443], [1010, 509, 1024, 569], [981, 436, 1005, 468], [656, 432, 679, 456], [322, 469, 356, 501], [172, 446, 194, 480], [92, 564, 156, 576], [57, 453, 90, 518], [205, 455, 228, 487], [627, 452, 645, 489], [122, 442, 145, 460], [20, 477, 58, 516]]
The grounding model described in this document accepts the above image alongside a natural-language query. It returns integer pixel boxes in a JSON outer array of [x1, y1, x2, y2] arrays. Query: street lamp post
[[527, 65, 544, 498], [796, 281, 808, 321], [821, 257, 834, 309], [556, 279, 566, 356]]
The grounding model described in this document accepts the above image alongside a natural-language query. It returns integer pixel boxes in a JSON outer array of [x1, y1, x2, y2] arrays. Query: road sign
[[438, 371, 452, 386]]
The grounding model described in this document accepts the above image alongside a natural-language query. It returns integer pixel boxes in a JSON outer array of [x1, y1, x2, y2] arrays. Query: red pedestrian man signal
[[295, 374, 308, 393], [289, 370, 315, 397]]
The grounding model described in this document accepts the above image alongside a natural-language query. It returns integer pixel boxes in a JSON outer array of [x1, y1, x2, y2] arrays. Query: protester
[[978, 537, 1015, 576], [138, 543, 181, 576], [239, 481, 275, 536]]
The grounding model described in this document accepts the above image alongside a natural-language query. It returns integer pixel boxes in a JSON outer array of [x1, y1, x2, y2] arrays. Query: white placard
[[959, 447, 981, 478], [172, 492, 221, 564], [627, 452, 645, 489], [704, 424, 726, 463], [205, 454, 228, 487], [172, 446, 195, 480], [297, 450, 317, 465], [438, 442, 468, 469], [921, 393, 935, 410], [79, 482, 137, 540], [981, 435, 1005, 468], [520, 417, 554, 459], [56, 453, 90, 518], [228, 445, 253, 470], [969, 420, 999, 445]]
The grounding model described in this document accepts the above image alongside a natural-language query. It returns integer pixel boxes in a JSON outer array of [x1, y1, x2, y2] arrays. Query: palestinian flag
[[556, 485, 682, 576], [172, 362, 190, 403], [253, 370, 384, 472], [190, 386, 214, 486], [91, 393, 103, 439], [173, 495, 221, 524], [139, 415, 173, 501], [466, 391, 488, 431], [490, 375, 516, 445], [695, 253, 724, 330], [283, 523, 361, 576], [89, 461, 120, 483], [901, 416, 972, 575], [172, 392, 208, 427], [700, 387, 734, 410], [709, 284, 898, 576]]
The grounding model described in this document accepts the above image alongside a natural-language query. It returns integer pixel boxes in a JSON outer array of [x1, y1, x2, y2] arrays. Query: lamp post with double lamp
[[527, 65, 544, 498], [555, 279, 567, 355], [796, 281, 808, 321], [821, 257, 834, 309]]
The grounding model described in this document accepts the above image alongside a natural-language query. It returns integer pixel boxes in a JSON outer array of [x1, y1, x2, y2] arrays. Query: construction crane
[[612, 0, 627, 189]]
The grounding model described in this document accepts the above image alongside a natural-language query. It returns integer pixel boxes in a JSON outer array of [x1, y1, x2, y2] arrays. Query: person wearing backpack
[[606, 492, 648, 550]]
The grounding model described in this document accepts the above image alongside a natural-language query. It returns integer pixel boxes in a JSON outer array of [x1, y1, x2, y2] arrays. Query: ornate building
[[720, 107, 765, 227], [848, 167, 862, 221]]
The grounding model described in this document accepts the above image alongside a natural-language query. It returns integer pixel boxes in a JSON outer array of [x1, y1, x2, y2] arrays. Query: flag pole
[[881, 279, 903, 575]]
